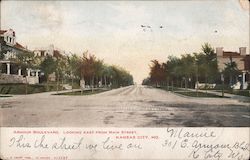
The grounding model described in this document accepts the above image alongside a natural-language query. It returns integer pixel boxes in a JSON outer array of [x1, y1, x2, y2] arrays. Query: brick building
[[216, 47, 249, 89]]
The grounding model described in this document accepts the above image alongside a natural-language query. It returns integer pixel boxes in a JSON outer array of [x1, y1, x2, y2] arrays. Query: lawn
[[54, 89, 109, 96], [157, 86, 184, 91], [223, 90, 250, 97], [0, 95, 12, 98], [0, 83, 64, 94], [174, 91, 228, 98]]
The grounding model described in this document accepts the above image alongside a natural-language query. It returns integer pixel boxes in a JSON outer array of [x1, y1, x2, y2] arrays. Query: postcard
[[0, 0, 249, 159]]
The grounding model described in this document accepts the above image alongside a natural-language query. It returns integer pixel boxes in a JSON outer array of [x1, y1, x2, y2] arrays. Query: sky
[[1, 0, 249, 83]]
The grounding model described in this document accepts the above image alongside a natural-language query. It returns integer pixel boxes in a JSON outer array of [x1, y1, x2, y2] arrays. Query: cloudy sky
[[1, 0, 249, 83]]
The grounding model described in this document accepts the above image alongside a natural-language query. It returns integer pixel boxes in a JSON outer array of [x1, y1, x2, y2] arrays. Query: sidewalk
[[179, 88, 250, 102], [0, 87, 110, 97], [0, 89, 81, 97]]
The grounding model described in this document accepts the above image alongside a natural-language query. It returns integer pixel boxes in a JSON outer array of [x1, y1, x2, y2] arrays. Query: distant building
[[216, 47, 247, 71], [216, 47, 249, 89], [33, 44, 64, 59], [33, 45, 65, 82], [0, 29, 40, 84]]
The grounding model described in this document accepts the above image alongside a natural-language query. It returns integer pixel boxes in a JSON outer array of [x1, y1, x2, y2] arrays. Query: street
[[0, 85, 249, 127]]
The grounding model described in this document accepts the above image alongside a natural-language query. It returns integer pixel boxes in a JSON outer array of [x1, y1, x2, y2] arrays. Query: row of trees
[[142, 43, 240, 88], [65, 52, 134, 88], [1, 49, 133, 88]]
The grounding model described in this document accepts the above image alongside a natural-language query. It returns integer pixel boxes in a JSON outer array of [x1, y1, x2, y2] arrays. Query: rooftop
[[222, 51, 242, 58], [14, 42, 26, 50], [0, 30, 7, 35]]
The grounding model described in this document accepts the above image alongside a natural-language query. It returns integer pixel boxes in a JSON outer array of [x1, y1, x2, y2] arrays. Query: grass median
[[221, 90, 250, 97], [174, 91, 228, 98], [0, 95, 12, 98], [54, 89, 110, 96], [154, 85, 228, 98]]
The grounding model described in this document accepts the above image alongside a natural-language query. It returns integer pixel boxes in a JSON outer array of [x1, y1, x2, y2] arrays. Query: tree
[[102, 65, 114, 87], [93, 59, 104, 87], [15, 51, 38, 69], [149, 60, 165, 86], [67, 54, 81, 79], [201, 43, 219, 84], [0, 50, 6, 60], [80, 52, 99, 86], [179, 54, 196, 88], [109, 65, 133, 87], [55, 56, 68, 90], [40, 56, 57, 89], [142, 77, 151, 85], [223, 56, 240, 86], [143, 43, 220, 89], [0, 46, 11, 60]]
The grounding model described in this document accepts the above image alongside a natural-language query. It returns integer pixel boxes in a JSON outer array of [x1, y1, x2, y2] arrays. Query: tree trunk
[[25, 77, 28, 94], [61, 76, 64, 90], [229, 74, 232, 86], [104, 75, 107, 87], [171, 80, 174, 91], [71, 77, 73, 92], [167, 78, 169, 91], [92, 76, 94, 92], [56, 71, 59, 93], [100, 76, 103, 88], [185, 78, 187, 90], [205, 73, 208, 95], [96, 76, 99, 88], [47, 77, 49, 92]]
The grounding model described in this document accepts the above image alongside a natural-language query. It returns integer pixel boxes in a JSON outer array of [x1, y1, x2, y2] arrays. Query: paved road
[[0, 85, 249, 127]]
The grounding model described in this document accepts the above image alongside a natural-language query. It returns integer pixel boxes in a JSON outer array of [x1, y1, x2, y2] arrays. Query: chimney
[[49, 44, 54, 50], [216, 47, 223, 56], [239, 47, 246, 56]]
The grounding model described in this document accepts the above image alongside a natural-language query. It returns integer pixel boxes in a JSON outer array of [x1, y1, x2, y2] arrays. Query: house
[[216, 47, 249, 89], [33, 44, 64, 59], [0, 29, 40, 84]]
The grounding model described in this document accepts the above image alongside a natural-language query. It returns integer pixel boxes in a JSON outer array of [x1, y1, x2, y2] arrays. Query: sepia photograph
[[0, 0, 249, 159]]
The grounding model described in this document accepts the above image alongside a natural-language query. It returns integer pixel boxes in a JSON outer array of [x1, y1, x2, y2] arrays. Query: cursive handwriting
[[34, 135, 49, 149], [7, 129, 249, 160], [162, 128, 250, 160], [188, 140, 249, 160], [52, 137, 83, 150], [102, 137, 123, 150], [166, 128, 216, 139], [8, 135, 143, 152], [9, 135, 32, 148]]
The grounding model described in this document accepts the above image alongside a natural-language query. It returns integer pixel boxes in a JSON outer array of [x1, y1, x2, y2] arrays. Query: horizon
[[1, 0, 249, 84]]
